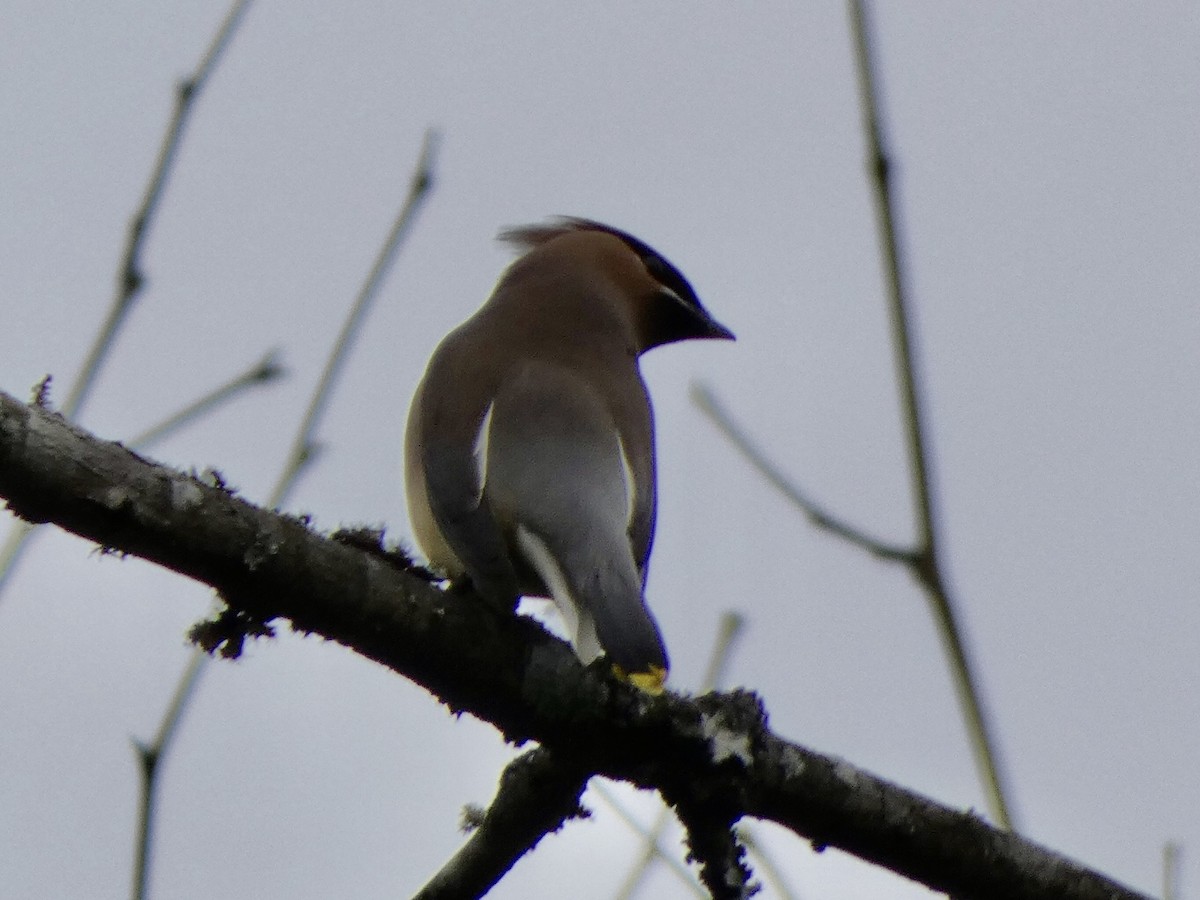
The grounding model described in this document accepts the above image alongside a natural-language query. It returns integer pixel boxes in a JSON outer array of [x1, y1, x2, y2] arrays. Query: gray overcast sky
[[2, 3, 1198, 898]]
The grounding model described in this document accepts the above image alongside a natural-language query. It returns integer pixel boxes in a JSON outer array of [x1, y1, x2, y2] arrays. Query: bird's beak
[[699, 314, 735, 341]]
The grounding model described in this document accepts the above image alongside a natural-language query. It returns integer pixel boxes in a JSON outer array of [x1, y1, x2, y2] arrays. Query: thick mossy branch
[[0, 391, 1150, 900]]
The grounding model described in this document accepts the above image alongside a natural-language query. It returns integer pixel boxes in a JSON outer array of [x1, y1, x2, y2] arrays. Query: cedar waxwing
[[405, 217, 733, 694]]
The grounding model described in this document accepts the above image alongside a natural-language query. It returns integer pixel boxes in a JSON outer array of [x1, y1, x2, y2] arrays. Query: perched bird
[[405, 217, 733, 694]]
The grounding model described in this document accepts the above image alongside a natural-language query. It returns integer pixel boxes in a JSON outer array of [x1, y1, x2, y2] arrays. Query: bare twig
[[699, 611, 745, 697], [847, 0, 1015, 830], [691, 383, 913, 564], [62, 0, 254, 424], [602, 786, 707, 898], [0, 0, 257, 614], [694, 0, 1016, 835], [0, 522, 35, 599], [128, 350, 284, 447], [118, 7, 258, 893], [131, 650, 208, 900], [1162, 841, 1182, 900], [272, 128, 439, 507], [130, 130, 440, 900], [695, 370, 1014, 839], [414, 749, 590, 899]]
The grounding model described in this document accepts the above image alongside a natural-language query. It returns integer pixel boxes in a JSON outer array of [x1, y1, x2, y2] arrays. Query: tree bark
[[0, 390, 1151, 900]]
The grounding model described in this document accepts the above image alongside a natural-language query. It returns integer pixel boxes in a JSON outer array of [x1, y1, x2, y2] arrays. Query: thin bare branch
[[601, 787, 706, 898], [698, 3, 1020, 835], [695, 2, 1017, 833], [131, 651, 207, 900], [414, 749, 590, 899], [129, 130, 440, 900], [846, 1, 934, 551], [0, 0, 256, 614], [128, 350, 284, 448], [272, 128, 439, 509], [0, 521, 35, 600], [117, 8, 258, 891], [691, 382, 913, 564], [62, 0, 255, 423], [847, 0, 1015, 830], [1163, 841, 1182, 900], [699, 611, 745, 696]]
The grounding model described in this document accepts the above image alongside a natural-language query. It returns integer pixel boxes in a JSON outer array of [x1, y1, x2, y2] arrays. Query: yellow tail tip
[[612, 663, 668, 695]]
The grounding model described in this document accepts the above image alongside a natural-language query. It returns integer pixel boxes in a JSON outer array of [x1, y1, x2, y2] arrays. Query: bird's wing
[[409, 344, 520, 605], [483, 360, 668, 682]]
